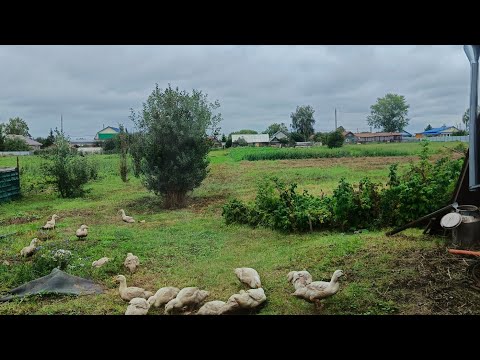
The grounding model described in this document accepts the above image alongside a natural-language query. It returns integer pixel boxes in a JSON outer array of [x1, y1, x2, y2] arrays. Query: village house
[[354, 132, 403, 143], [269, 131, 288, 147], [5, 134, 42, 151], [207, 135, 223, 148], [415, 125, 460, 138], [94, 126, 120, 141], [231, 134, 270, 147], [342, 131, 356, 144]]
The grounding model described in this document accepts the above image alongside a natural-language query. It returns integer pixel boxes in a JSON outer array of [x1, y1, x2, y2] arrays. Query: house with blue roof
[[416, 125, 460, 138], [95, 126, 121, 140]]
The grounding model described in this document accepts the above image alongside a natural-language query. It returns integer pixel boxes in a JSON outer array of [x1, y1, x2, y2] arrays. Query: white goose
[[92, 257, 110, 268], [75, 225, 88, 239], [292, 270, 344, 310], [20, 238, 40, 257], [164, 287, 209, 315], [149, 287, 180, 308], [197, 300, 228, 315], [114, 275, 153, 301], [224, 288, 267, 313], [234, 267, 262, 289], [125, 297, 151, 315], [42, 214, 59, 230], [124, 253, 140, 273], [119, 209, 135, 223], [287, 270, 313, 290]]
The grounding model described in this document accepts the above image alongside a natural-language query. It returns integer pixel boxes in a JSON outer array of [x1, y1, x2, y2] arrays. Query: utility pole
[[335, 108, 337, 131]]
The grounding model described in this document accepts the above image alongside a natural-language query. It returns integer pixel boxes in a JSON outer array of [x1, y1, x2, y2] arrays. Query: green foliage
[[222, 178, 332, 232], [102, 138, 117, 153], [367, 93, 410, 132], [37, 249, 73, 271], [4, 117, 30, 137], [462, 106, 480, 131], [228, 145, 414, 162], [453, 142, 468, 154], [326, 130, 345, 148], [130, 83, 222, 208], [221, 134, 227, 142], [424, 124, 432, 131], [0, 124, 4, 151], [264, 123, 289, 137], [129, 132, 143, 177], [290, 105, 315, 141], [40, 128, 56, 148], [231, 129, 258, 135], [41, 132, 98, 198], [234, 137, 248, 147], [222, 198, 252, 225], [4, 137, 30, 151], [117, 124, 129, 182], [223, 142, 462, 232], [289, 132, 305, 143], [313, 132, 327, 143], [225, 137, 232, 148]]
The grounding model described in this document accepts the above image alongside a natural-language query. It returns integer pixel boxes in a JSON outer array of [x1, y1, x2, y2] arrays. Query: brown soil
[[186, 194, 228, 213], [0, 215, 40, 226], [381, 247, 480, 314], [276, 153, 463, 172]]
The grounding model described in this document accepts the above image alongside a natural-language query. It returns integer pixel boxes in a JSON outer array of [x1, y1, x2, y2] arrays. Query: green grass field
[[227, 141, 462, 161], [0, 141, 478, 315]]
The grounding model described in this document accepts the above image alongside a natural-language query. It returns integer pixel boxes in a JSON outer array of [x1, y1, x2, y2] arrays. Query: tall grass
[[228, 142, 460, 162]]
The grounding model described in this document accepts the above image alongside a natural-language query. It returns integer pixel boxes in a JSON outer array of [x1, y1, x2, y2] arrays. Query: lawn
[[227, 141, 463, 161], [0, 142, 478, 315]]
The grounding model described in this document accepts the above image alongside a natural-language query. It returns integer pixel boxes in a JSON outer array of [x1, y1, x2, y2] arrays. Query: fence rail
[[402, 136, 468, 143], [0, 151, 32, 156]]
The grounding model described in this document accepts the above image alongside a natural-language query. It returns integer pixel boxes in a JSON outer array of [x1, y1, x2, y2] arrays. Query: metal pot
[[441, 205, 480, 248]]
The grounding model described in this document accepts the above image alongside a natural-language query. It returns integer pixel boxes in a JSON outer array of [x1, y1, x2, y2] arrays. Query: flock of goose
[[18, 210, 345, 315]]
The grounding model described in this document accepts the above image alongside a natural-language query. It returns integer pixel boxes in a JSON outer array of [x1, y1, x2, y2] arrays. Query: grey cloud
[[0, 45, 473, 138]]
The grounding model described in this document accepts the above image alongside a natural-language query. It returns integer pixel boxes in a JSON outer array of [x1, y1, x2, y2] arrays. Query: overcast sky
[[0, 45, 472, 139]]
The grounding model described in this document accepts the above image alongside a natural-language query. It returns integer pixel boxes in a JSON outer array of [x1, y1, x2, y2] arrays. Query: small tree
[[236, 137, 248, 147], [102, 138, 117, 153], [290, 105, 315, 141], [42, 131, 98, 198], [313, 132, 327, 144], [130, 84, 222, 208], [129, 132, 144, 178], [424, 124, 433, 131], [289, 132, 305, 143], [225, 136, 232, 148], [367, 93, 409, 132], [326, 130, 345, 148], [264, 123, 289, 137], [43, 128, 56, 148], [462, 106, 480, 131], [4, 117, 31, 137], [0, 124, 5, 151], [117, 124, 129, 182], [221, 134, 227, 142]]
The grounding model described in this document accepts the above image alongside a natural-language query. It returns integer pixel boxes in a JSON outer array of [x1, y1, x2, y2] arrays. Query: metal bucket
[[457, 205, 479, 217], [441, 205, 480, 248], [454, 205, 480, 248]]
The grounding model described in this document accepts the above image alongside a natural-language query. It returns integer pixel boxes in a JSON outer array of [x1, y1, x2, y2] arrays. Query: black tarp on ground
[[0, 268, 104, 302]]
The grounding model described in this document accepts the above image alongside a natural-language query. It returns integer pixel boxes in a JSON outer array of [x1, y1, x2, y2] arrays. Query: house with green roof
[[94, 126, 120, 140]]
